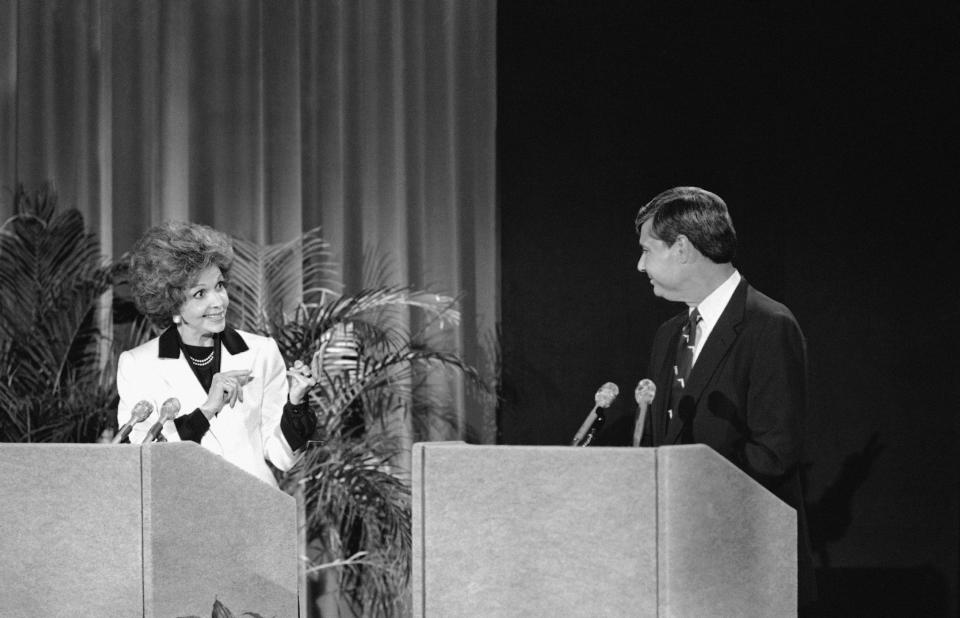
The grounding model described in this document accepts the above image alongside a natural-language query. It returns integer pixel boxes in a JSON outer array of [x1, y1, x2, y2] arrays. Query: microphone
[[631, 379, 656, 447], [578, 410, 607, 447], [111, 400, 154, 444], [144, 398, 181, 443], [571, 382, 619, 446]]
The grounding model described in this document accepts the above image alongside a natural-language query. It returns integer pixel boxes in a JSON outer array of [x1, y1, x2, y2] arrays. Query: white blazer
[[116, 326, 297, 487]]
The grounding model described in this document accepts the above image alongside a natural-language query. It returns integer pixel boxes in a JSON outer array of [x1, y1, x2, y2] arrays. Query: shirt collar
[[694, 269, 741, 330]]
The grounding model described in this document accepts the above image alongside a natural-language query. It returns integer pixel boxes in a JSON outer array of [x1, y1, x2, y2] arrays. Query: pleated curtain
[[0, 0, 497, 444]]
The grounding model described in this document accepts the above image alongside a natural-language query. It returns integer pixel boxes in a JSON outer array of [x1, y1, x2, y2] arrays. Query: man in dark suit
[[635, 186, 816, 609]]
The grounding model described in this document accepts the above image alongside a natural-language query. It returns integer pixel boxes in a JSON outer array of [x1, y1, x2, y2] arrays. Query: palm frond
[[228, 227, 340, 334], [0, 184, 113, 442], [284, 432, 412, 617], [260, 264, 490, 613], [360, 243, 397, 289]]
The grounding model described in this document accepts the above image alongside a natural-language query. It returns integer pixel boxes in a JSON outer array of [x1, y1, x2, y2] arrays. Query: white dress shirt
[[691, 270, 741, 365]]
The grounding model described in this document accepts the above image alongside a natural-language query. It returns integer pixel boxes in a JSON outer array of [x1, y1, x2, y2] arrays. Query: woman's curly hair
[[129, 221, 234, 328]]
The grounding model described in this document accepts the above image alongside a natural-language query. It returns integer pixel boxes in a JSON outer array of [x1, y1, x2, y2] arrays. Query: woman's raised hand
[[200, 369, 254, 418]]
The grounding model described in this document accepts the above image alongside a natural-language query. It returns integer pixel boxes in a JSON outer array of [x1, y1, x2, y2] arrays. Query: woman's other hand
[[287, 348, 323, 405]]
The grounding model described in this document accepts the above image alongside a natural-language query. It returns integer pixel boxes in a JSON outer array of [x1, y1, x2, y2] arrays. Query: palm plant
[[0, 184, 116, 443], [223, 232, 491, 617]]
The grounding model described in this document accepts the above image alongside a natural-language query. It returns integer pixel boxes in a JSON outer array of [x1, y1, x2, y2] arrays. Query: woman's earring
[[172, 315, 182, 325]]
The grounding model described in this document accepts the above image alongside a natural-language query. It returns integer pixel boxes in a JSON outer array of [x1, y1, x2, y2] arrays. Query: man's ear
[[673, 234, 693, 263]]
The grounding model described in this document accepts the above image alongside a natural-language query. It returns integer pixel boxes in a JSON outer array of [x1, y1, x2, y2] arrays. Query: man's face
[[637, 219, 683, 301]]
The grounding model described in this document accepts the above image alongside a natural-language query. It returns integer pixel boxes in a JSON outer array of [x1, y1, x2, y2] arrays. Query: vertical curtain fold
[[0, 1, 16, 193], [0, 0, 497, 444]]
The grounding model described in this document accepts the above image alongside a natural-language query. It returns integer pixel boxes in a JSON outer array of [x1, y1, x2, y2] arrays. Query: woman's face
[[176, 265, 229, 345]]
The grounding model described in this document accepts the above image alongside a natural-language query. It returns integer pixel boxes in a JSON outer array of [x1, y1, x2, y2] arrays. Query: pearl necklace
[[188, 349, 215, 367]]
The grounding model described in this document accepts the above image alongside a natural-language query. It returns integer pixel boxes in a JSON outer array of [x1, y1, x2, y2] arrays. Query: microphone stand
[[575, 411, 606, 447]]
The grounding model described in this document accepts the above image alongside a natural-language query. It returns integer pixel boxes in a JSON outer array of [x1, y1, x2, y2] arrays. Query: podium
[[0, 442, 298, 617], [412, 443, 796, 617]]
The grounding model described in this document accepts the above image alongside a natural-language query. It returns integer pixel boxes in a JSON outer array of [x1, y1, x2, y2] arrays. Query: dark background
[[497, 1, 958, 615]]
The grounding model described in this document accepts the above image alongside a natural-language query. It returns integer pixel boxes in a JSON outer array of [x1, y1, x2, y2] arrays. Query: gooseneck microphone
[[144, 397, 181, 443], [631, 379, 656, 447], [112, 400, 154, 444], [571, 382, 619, 447]]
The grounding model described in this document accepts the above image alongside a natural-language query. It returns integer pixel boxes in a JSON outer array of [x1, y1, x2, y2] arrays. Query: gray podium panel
[[413, 444, 658, 617], [0, 444, 144, 617], [658, 445, 797, 617], [143, 443, 299, 617], [0, 442, 298, 617], [413, 443, 797, 618]]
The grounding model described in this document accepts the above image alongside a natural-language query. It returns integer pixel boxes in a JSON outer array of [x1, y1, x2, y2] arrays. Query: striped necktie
[[674, 308, 702, 389], [668, 308, 702, 423]]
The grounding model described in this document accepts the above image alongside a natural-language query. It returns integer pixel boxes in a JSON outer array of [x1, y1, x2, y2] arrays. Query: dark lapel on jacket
[[652, 311, 688, 445], [663, 277, 749, 444], [219, 326, 251, 374], [158, 325, 181, 358], [220, 327, 250, 355]]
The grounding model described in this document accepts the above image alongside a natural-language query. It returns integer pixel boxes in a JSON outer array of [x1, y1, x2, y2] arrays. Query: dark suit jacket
[[643, 277, 816, 605]]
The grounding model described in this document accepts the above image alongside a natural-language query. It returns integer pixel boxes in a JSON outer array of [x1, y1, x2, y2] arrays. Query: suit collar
[[220, 327, 249, 354], [158, 325, 249, 358], [687, 277, 749, 398], [663, 277, 750, 444], [158, 326, 180, 358], [695, 269, 741, 338]]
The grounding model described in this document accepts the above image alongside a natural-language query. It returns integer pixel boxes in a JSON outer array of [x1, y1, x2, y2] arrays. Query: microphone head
[[634, 379, 656, 405], [131, 400, 154, 422], [158, 397, 181, 421], [594, 382, 619, 408]]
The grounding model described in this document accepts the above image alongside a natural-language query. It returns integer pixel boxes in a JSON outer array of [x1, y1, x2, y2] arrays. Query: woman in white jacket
[[116, 221, 317, 487]]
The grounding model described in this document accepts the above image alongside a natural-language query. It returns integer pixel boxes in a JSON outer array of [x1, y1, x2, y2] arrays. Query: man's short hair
[[634, 186, 737, 263]]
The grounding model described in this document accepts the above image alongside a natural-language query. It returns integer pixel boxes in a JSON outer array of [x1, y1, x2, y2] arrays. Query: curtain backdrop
[[0, 0, 497, 444]]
